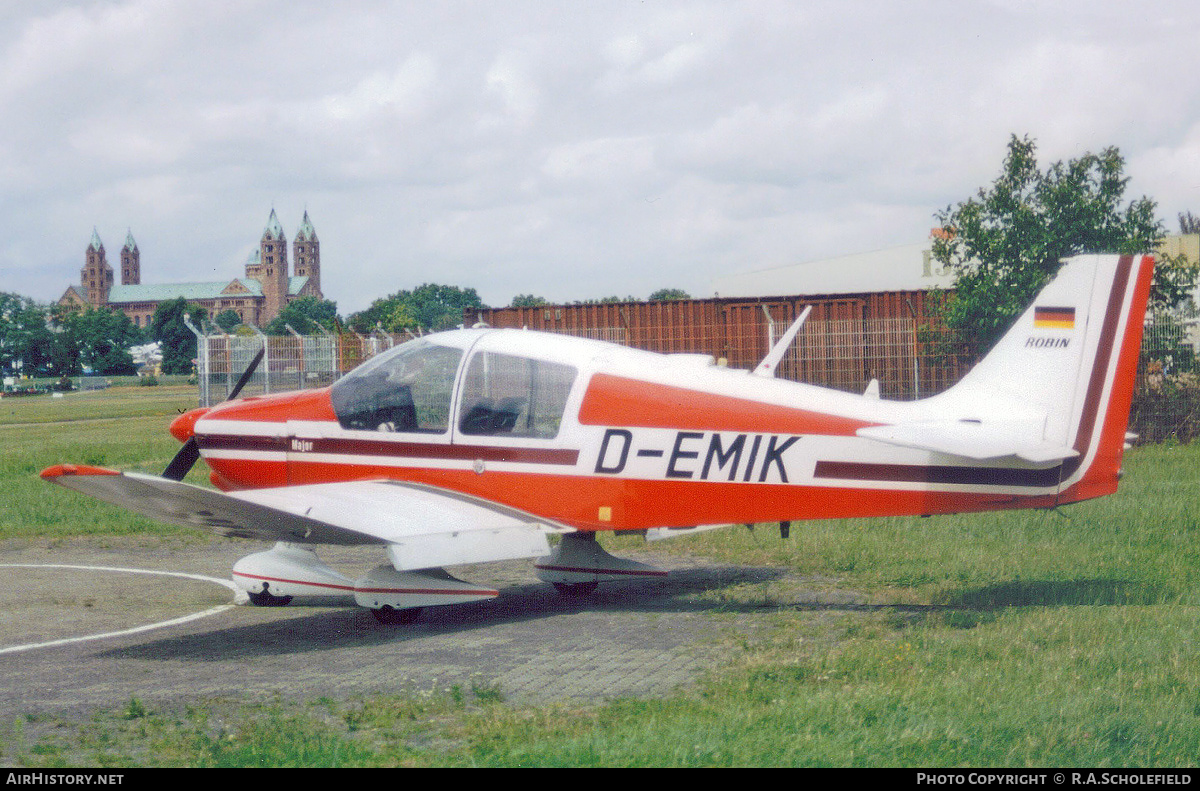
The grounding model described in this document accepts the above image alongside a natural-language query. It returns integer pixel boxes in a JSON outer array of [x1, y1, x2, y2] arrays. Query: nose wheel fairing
[[232, 543, 356, 605]]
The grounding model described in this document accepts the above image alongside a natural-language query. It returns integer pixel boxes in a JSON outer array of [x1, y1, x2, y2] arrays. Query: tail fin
[[858, 254, 1153, 502], [948, 254, 1155, 502]]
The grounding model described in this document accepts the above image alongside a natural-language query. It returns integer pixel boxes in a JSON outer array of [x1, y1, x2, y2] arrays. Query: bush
[[1131, 360, 1200, 443]]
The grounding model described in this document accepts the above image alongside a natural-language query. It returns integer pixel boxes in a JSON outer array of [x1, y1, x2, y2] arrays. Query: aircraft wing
[[40, 465, 570, 570], [855, 421, 1079, 463]]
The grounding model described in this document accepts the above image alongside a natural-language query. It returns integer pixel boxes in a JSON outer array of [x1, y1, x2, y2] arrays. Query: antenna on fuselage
[[753, 306, 811, 378]]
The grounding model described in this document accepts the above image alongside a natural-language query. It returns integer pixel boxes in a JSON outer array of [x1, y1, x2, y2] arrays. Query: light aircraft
[[42, 254, 1154, 624]]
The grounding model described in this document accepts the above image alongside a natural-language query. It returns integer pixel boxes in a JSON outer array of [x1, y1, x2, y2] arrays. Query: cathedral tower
[[82, 228, 113, 305], [292, 210, 320, 296], [259, 209, 290, 322], [120, 230, 140, 285]]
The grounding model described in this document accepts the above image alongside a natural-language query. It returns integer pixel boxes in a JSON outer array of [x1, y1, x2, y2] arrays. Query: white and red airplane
[[42, 253, 1153, 623]]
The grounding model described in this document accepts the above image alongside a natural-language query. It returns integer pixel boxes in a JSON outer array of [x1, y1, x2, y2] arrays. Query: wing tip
[[40, 464, 121, 480]]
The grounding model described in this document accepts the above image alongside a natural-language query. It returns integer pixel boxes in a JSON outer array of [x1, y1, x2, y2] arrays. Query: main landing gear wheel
[[371, 605, 423, 625], [247, 583, 293, 607], [552, 581, 599, 597]]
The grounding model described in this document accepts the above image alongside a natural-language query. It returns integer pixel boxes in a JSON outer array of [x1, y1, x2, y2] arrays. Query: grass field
[[0, 386, 206, 540], [1, 387, 1198, 767]]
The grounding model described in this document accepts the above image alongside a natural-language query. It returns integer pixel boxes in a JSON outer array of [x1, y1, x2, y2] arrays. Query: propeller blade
[[162, 437, 201, 482], [161, 346, 264, 481], [227, 347, 265, 401]]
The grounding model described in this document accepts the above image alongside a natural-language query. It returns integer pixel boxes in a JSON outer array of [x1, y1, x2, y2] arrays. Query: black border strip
[[197, 433, 580, 466], [813, 460, 1063, 488]]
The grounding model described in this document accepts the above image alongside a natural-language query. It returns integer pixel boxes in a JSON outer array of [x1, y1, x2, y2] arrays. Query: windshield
[[330, 339, 463, 432]]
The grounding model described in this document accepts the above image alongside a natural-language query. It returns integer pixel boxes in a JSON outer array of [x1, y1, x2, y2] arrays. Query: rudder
[[942, 254, 1154, 502]]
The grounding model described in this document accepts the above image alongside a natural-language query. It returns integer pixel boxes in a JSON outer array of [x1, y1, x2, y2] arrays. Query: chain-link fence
[[777, 315, 976, 400], [1131, 315, 1200, 443], [192, 326, 412, 406]]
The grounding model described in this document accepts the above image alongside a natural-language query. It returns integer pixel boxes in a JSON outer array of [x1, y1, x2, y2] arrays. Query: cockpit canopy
[[330, 336, 577, 439]]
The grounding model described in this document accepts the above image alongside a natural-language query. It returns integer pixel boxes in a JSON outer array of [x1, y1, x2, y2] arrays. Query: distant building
[[711, 232, 1200, 300], [710, 236, 956, 300], [58, 209, 324, 328]]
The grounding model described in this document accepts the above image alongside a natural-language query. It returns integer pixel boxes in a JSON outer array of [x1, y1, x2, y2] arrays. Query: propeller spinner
[[162, 347, 264, 482]]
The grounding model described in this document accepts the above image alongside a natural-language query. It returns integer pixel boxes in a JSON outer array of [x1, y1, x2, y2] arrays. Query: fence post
[[371, 327, 392, 352], [352, 331, 368, 377], [285, 323, 305, 390], [181, 313, 208, 407], [761, 304, 777, 352], [904, 298, 920, 400]]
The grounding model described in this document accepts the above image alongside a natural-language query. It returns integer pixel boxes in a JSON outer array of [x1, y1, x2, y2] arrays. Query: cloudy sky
[[4, 1, 1200, 316]]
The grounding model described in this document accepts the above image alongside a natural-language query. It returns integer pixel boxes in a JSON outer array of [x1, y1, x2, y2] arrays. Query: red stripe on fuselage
[[578, 373, 874, 435]]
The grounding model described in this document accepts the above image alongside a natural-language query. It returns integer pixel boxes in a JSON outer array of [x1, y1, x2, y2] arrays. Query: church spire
[[295, 210, 318, 242], [262, 208, 286, 241], [120, 228, 140, 286], [83, 228, 112, 305], [292, 210, 320, 296]]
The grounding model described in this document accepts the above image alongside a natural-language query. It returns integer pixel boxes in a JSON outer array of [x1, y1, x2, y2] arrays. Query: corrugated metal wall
[[468, 291, 977, 400]]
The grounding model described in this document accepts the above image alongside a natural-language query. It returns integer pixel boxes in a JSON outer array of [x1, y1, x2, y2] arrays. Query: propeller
[[163, 347, 264, 482]]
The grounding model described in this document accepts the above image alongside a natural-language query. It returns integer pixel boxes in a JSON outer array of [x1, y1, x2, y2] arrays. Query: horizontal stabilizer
[[856, 421, 1079, 463], [41, 465, 570, 569]]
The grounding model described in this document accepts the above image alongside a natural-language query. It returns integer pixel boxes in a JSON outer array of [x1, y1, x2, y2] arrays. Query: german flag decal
[[1034, 306, 1075, 329]]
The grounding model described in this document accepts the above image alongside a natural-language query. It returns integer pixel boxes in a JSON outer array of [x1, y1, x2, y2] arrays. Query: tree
[[67, 308, 142, 375], [215, 309, 242, 333], [378, 302, 419, 333], [932, 134, 1196, 351], [149, 298, 207, 375], [0, 293, 56, 376], [578, 295, 637, 304], [510, 294, 550, 307], [1180, 211, 1200, 235], [348, 284, 484, 334], [264, 296, 340, 336], [648, 288, 691, 301]]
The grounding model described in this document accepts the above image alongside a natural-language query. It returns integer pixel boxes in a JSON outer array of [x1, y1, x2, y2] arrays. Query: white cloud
[[541, 137, 657, 184], [321, 55, 438, 123], [0, 2, 159, 95], [480, 50, 540, 130], [596, 5, 727, 91]]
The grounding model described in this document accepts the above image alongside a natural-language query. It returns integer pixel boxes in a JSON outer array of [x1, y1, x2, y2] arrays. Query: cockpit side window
[[458, 352, 576, 439], [330, 340, 462, 432]]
